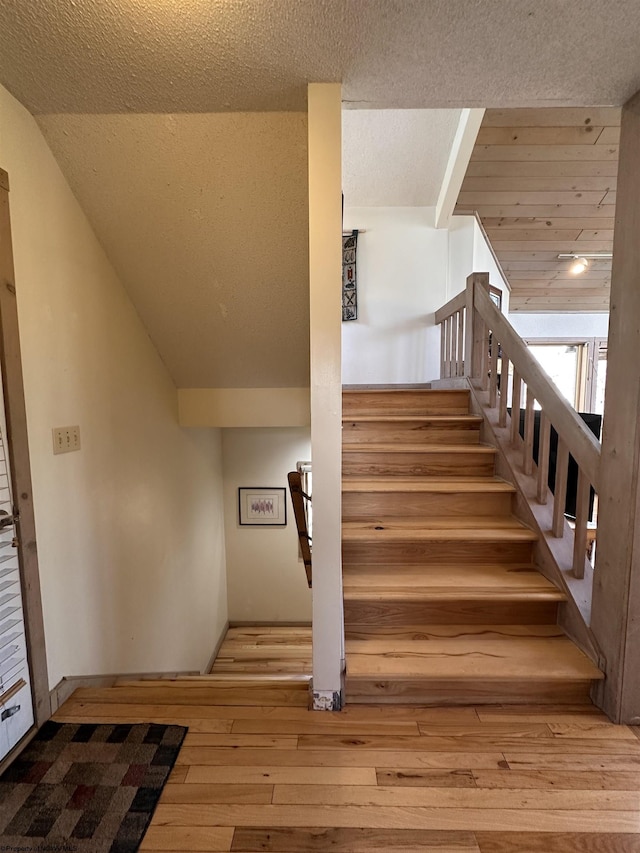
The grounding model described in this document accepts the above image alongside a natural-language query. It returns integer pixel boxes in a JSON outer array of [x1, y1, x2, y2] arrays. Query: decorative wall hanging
[[238, 487, 287, 526], [342, 230, 358, 321]]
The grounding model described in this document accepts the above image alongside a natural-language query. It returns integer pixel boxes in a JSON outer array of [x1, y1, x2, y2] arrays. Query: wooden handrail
[[434, 290, 466, 324], [473, 285, 601, 493], [287, 471, 312, 588], [435, 272, 603, 581]]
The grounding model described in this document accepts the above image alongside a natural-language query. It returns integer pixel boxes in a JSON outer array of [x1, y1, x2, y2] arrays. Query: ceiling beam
[[435, 108, 484, 229]]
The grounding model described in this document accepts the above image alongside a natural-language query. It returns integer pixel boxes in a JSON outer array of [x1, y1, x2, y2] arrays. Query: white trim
[[435, 108, 485, 229]]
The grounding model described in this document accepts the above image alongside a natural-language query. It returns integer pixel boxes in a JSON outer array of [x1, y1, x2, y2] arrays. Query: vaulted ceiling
[[455, 108, 620, 312]]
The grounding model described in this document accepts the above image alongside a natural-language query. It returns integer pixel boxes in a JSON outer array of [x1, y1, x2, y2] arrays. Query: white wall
[[472, 219, 510, 315], [446, 215, 475, 302], [342, 207, 448, 385], [341, 211, 512, 386], [0, 83, 228, 687], [509, 313, 609, 340], [222, 428, 312, 623]]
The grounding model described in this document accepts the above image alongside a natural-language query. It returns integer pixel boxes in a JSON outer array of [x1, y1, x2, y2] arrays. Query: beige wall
[[0, 83, 228, 688], [222, 428, 312, 623]]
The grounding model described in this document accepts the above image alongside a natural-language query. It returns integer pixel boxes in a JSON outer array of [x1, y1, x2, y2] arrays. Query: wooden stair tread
[[342, 477, 515, 494], [342, 518, 537, 542], [342, 415, 482, 424], [345, 636, 604, 681], [342, 563, 565, 601], [343, 443, 495, 454], [345, 624, 566, 640]]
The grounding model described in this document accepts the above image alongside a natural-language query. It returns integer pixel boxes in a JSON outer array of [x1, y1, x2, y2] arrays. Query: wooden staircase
[[342, 387, 603, 705]]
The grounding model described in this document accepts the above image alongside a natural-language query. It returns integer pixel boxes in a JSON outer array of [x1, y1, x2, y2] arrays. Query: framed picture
[[238, 487, 287, 526]]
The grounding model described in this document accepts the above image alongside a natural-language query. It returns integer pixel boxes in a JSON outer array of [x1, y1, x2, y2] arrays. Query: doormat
[[0, 720, 186, 853], [342, 229, 358, 321]]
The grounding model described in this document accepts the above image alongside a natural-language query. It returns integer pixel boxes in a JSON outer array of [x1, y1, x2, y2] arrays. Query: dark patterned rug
[[0, 721, 186, 853]]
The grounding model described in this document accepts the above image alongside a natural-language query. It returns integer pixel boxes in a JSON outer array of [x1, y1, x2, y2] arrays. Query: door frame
[[0, 167, 49, 733]]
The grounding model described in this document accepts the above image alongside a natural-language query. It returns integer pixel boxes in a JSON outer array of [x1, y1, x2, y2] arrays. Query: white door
[[0, 386, 34, 759]]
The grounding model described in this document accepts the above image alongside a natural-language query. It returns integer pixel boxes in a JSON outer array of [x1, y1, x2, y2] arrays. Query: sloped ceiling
[[455, 107, 620, 313], [343, 110, 461, 207], [37, 113, 310, 388], [1, 1, 640, 112]]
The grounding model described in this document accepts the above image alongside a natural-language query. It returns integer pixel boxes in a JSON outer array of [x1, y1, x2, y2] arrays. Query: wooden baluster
[[537, 411, 551, 504], [573, 470, 591, 579], [489, 336, 498, 409], [451, 313, 458, 378], [457, 309, 465, 377], [440, 320, 446, 378], [510, 369, 522, 446], [498, 355, 509, 428], [552, 438, 570, 537], [444, 316, 452, 378], [523, 386, 535, 475], [480, 321, 490, 391]]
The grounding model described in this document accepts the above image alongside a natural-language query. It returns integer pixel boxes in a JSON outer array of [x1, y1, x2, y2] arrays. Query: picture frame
[[238, 487, 287, 526]]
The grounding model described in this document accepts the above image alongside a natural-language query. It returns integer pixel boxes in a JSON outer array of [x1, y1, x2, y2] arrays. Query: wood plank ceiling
[[454, 108, 621, 312]]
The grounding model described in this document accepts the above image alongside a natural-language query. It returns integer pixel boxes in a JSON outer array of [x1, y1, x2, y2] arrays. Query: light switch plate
[[52, 426, 81, 455]]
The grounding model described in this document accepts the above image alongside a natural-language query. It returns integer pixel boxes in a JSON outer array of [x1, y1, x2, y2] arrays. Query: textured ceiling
[[36, 113, 310, 388], [343, 110, 461, 206], [1, 1, 640, 113]]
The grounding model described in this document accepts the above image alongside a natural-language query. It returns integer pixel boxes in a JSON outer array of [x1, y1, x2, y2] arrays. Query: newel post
[[464, 272, 490, 381], [590, 89, 640, 723]]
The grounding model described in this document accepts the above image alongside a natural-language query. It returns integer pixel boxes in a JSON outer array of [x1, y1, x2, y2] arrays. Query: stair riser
[[342, 491, 513, 519], [342, 423, 480, 445], [343, 390, 470, 418], [345, 678, 592, 705], [343, 600, 558, 626], [343, 541, 533, 565], [342, 453, 495, 477]]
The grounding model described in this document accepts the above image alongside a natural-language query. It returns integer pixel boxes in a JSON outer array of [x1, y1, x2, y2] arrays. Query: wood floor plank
[[151, 802, 640, 832], [160, 784, 274, 805], [54, 710, 238, 729], [170, 748, 507, 769], [415, 723, 553, 739], [474, 832, 640, 853], [176, 736, 298, 758], [139, 825, 234, 851], [185, 766, 378, 785], [53, 702, 481, 724], [231, 826, 480, 852], [377, 769, 477, 788], [472, 769, 640, 790], [167, 765, 189, 784], [229, 719, 421, 736], [70, 685, 309, 706], [505, 754, 640, 771], [270, 783, 640, 811], [297, 734, 640, 754], [548, 722, 637, 740]]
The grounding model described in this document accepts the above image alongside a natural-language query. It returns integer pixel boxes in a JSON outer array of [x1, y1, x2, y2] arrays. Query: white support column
[[307, 83, 344, 710]]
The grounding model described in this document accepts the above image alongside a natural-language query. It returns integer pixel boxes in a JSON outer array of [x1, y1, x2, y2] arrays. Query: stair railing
[[288, 462, 312, 588], [436, 273, 602, 582]]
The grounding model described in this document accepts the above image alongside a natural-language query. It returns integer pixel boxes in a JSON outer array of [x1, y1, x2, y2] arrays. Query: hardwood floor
[[54, 682, 640, 852]]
